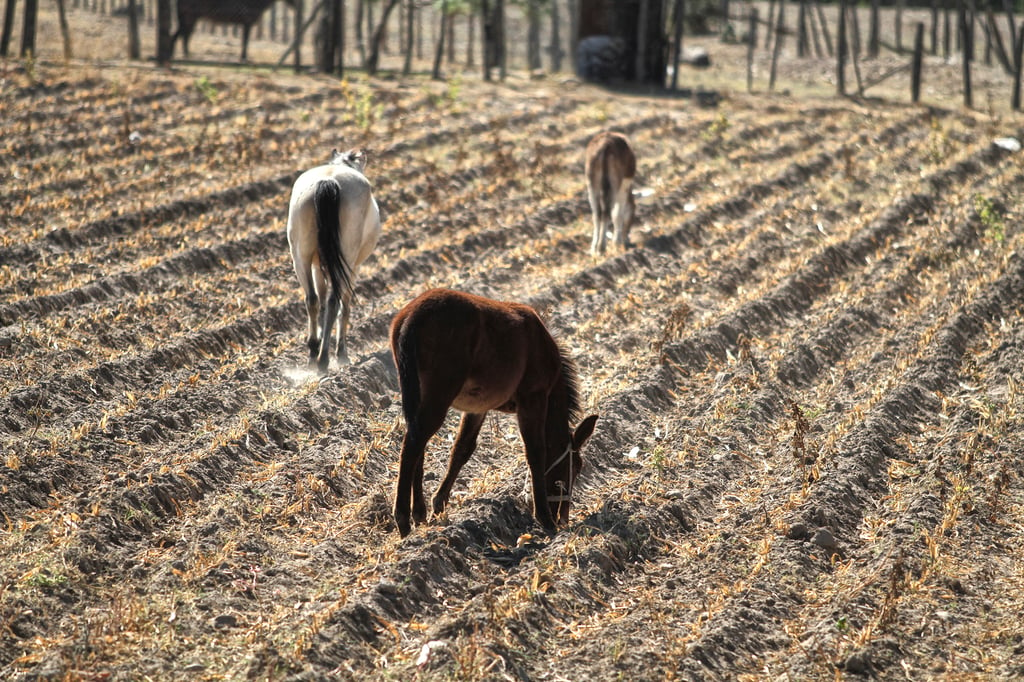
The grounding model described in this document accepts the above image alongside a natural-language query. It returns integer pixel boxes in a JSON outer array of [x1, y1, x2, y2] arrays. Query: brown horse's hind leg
[[395, 403, 449, 536], [432, 412, 486, 516]]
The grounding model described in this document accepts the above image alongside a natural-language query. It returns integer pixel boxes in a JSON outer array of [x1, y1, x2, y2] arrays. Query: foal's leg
[[588, 185, 606, 256], [395, 403, 450, 537], [612, 178, 633, 249], [316, 289, 339, 375], [335, 288, 353, 366], [516, 395, 557, 533], [432, 412, 486, 516]]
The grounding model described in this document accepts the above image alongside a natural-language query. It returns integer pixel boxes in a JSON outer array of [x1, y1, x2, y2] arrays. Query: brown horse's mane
[[559, 346, 583, 425]]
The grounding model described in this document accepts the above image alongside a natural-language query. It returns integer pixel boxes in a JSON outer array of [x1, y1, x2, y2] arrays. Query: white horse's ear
[[329, 148, 344, 164], [349, 149, 368, 170]]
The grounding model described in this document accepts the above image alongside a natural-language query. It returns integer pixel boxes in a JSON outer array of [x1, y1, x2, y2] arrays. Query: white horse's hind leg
[[336, 289, 353, 366], [291, 240, 322, 369], [317, 289, 339, 375], [304, 290, 320, 366]]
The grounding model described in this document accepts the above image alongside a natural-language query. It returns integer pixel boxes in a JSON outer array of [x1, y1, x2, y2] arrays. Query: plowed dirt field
[[3, 59, 1024, 680]]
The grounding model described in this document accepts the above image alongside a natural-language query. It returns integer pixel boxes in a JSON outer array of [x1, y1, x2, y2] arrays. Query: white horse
[[585, 131, 637, 255], [287, 149, 381, 374]]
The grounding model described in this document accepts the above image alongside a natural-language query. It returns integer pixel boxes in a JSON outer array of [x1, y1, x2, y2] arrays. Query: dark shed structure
[[577, 0, 667, 86]]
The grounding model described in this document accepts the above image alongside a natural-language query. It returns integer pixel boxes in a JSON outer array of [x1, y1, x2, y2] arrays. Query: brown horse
[[585, 130, 637, 255], [390, 289, 599, 537]]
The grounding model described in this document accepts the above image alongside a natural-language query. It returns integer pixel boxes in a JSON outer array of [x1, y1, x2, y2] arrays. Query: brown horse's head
[[546, 414, 598, 523]]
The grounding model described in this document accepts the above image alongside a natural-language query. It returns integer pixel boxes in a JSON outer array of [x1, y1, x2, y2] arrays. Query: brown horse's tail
[[313, 179, 354, 300], [394, 320, 421, 430]]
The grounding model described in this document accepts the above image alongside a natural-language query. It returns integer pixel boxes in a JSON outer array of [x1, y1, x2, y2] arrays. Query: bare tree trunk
[[1013, 23, 1023, 109], [355, 0, 365, 64], [911, 21, 924, 101], [930, 0, 938, 53], [768, 0, 785, 91], [480, 0, 491, 80], [548, 0, 562, 71], [868, 0, 879, 57], [127, 0, 140, 58], [672, 0, 684, 90], [960, 0, 972, 106], [1, 0, 16, 57], [814, 1, 833, 56], [527, 0, 541, 71], [156, 0, 172, 63], [432, 0, 447, 79], [447, 5, 455, 65], [496, 0, 505, 80], [636, 0, 649, 81], [295, 0, 303, 72], [797, 0, 808, 57], [402, 0, 413, 74], [466, 11, 474, 66], [568, 0, 578, 72], [55, 0, 73, 58], [366, 0, 400, 74], [747, 7, 757, 91], [21, 0, 37, 56], [837, 0, 847, 94]]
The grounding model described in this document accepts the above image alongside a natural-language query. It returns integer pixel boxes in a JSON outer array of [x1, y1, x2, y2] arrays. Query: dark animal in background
[[172, 0, 296, 61], [287, 149, 381, 375], [585, 130, 637, 255], [390, 288, 599, 537]]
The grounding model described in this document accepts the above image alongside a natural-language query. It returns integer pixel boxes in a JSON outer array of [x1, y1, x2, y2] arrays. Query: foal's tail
[[596, 146, 613, 224], [313, 179, 354, 299], [393, 321, 421, 429]]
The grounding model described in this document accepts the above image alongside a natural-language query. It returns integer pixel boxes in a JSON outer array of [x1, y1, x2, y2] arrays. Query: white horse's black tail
[[313, 179, 354, 299]]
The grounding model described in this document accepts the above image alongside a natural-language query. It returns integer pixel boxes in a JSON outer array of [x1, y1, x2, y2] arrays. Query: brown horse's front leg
[[517, 399, 557, 534], [432, 412, 486, 516]]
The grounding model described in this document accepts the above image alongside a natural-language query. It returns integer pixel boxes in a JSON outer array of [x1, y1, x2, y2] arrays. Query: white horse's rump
[[287, 149, 381, 374], [585, 131, 637, 256]]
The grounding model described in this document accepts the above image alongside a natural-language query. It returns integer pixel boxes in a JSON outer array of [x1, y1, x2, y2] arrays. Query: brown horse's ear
[[572, 415, 599, 450]]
